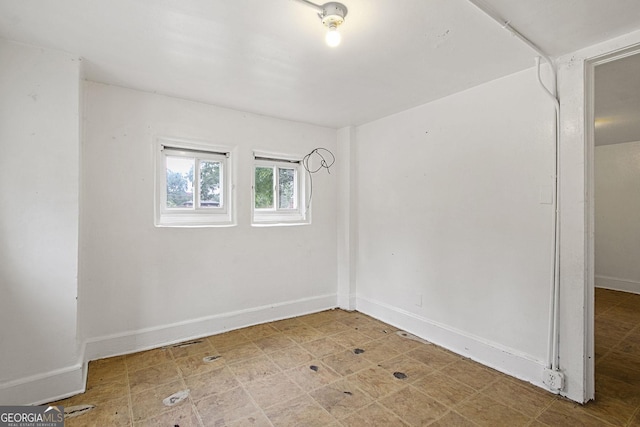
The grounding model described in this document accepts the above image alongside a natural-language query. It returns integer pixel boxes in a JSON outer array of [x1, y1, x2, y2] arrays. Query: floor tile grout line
[[192, 328, 278, 426], [595, 298, 640, 366], [130, 360, 188, 424], [245, 336, 308, 423], [233, 372, 276, 427], [373, 383, 418, 427], [368, 401, 409, 427], [442, 408, 482, 426], [627, 405, 640, 427], [124, 357, 134, 427], [530, 392, 560, 424]]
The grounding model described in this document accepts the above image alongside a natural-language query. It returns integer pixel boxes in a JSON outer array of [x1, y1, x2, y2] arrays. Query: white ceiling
[[1, 0, 640, 129]]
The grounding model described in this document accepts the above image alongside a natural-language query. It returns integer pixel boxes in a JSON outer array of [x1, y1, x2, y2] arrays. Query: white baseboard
[[595, 275, 640, 295], [0, 363, 84, 406], [356, 296, 550, 393], [84, 293, 337, 362], [0, 294, 336, 405]]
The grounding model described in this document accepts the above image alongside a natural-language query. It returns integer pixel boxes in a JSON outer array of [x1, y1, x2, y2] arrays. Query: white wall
[[0, 40, 81, 403], [354, 67, 556, 389], [79, 82, 338, 358], [595, 141, 640, 293]]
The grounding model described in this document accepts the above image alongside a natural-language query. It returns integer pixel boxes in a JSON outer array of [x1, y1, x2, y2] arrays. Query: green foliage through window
[[254, 164, 297, 211], [199, 160, 220, 207], [255, 167, 274, 209]]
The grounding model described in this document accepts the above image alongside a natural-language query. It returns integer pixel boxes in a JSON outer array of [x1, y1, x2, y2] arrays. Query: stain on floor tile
[[309, 378, 373, 419], [322, 349, 372, 376], [286, 361, 342, 391]]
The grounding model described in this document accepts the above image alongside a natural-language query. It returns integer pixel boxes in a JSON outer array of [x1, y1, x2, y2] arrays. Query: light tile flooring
[[51, 288, 640, 426]]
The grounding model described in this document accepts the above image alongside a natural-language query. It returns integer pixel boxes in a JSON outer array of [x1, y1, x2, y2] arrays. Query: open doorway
[[590, 49, 640, 404]]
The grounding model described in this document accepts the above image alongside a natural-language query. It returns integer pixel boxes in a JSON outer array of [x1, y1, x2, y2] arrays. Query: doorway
[[588, 47, 640, 404]]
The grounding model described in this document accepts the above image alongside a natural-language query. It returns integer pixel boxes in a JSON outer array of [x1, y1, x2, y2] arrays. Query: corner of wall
[[337, 126, 358, 311]]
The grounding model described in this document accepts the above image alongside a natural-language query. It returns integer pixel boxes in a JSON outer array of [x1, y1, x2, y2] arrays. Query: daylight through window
[[156, 141, 233, 227], [253, 155, 306, 225]]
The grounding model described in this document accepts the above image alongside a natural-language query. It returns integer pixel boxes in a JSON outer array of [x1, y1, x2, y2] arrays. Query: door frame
[[584, 42, 640, 400]]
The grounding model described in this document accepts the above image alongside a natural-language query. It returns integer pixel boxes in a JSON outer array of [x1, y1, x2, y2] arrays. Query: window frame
[[252, 151, 308, 226], [155, 138, 235, 227]]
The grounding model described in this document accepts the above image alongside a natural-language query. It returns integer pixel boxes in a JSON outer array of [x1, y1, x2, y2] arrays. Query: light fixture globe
[[325, 26, 341, 47]]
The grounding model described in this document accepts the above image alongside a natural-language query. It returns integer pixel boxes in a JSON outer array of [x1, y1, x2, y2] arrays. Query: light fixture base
[[319, 2, 348, 28]]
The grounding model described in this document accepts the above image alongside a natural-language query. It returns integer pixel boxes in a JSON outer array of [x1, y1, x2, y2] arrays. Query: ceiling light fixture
[[295, 0, 348, 47]]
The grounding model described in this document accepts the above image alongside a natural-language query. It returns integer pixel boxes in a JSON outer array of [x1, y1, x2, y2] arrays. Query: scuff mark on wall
[[435, 29, 451, 48]]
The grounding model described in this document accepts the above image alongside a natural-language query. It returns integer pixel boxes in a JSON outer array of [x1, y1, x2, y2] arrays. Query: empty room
[[1, 0, 640, 425]]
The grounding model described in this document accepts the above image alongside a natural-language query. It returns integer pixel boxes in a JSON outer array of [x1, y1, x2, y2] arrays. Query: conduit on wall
[[466, 0, 563, 388]]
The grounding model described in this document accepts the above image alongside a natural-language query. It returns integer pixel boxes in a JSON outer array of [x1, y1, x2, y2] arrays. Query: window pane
[[255, 166, 274, 209], [278, 168, 296, 209], [199, 160, 221, 208], [166, 156, 194, 208]]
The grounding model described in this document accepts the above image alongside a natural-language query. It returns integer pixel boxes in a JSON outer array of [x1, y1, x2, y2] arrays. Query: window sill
[[252, 212, 308, 227], [251, 221, 310, 227]]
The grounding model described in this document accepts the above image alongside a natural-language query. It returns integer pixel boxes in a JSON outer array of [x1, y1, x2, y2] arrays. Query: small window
[[156, 139, 234, 227], [253, 153, 306, 225]]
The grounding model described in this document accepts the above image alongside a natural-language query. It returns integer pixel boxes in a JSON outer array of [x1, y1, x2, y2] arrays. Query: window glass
[[255, 166, 274, 209], [166, 156, 194, 208], [278, 167, 296, 209], [199, 160, 221, 208]]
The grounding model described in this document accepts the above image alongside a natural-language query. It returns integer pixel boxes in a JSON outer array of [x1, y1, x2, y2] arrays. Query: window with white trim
[[155, 139, 234, 227], [252, 153, 307, 225]]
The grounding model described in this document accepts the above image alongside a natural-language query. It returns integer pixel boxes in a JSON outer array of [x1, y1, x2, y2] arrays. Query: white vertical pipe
[[468, 0, 562, 373], [536, 57, 561, 371]]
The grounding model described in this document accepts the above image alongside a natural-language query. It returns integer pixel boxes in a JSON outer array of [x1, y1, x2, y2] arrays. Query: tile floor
[[51, 288, 640, 426]]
